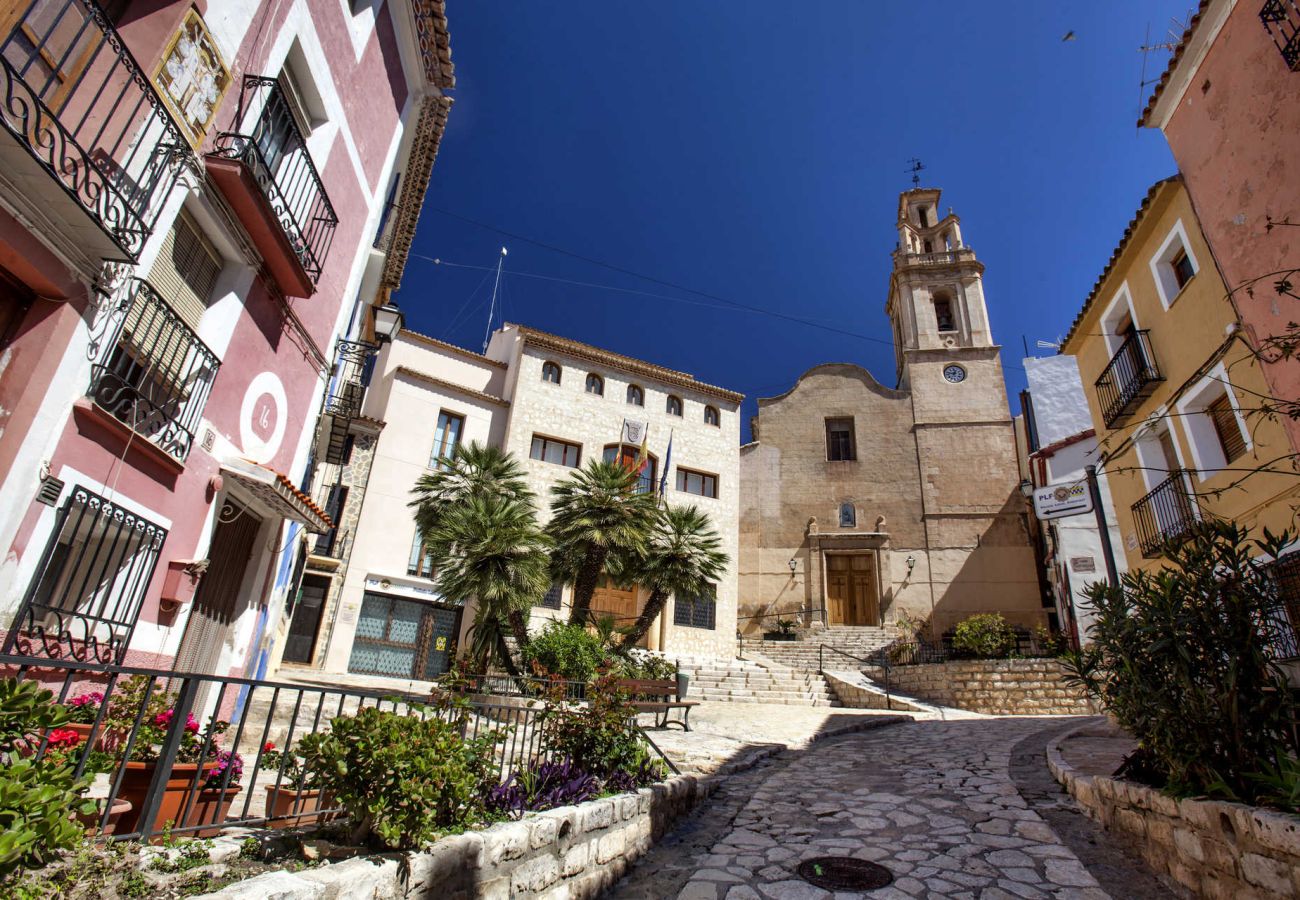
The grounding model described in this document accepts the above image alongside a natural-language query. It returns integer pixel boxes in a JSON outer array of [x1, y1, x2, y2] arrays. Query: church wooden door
[[825, 554, 879, 626]]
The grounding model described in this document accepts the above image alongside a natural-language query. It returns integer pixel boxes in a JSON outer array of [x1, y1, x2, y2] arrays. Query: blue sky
[[399, 1, 1186, 439]]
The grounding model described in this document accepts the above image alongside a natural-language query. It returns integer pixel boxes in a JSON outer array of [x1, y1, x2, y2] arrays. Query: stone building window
[[674, 586, 716, 630], [676, 467, 718, 499], [839, 502, 856, 528], [704, 405, 719, 426], [585, 373, 603, 395], [530, 434, 581, 467], [541, 361, 561, 384], [666, 394, 682, 416], [825, 417, 856, 461], [429, 410, 463, 468], [407, 531, 435, 578], [626, 384, 644, 406], [537, 581, 563, 610]]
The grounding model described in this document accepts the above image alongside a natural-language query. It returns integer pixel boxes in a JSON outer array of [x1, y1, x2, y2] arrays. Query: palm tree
[[618, 504, 729, 650], [426, 494, 551, 671], [409, 442, 533, 540], [548, 460, 658, 626]]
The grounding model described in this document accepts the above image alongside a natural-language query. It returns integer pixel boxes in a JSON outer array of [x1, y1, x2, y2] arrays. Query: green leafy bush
[[521, 621, 607, 682], [1063, 522, 1297, 804], [537, 673, 657, 779], [298, 705, 500, 849], [0, 679, 94, 879], [950, 613, 1016, 659]]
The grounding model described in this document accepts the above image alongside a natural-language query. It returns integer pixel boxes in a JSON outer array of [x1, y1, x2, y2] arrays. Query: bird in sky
[[1062, 30, 1077, 42]]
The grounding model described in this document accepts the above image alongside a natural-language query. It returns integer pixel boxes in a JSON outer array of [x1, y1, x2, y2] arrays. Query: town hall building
[[738, 188, 1046, 639]]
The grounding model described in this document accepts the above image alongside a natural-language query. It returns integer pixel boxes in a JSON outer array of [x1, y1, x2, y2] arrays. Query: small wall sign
[[1070, 557, 1097, 574]]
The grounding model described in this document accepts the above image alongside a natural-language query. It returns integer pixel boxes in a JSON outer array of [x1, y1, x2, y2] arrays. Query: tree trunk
[[567, 549, 607, 626], [493, 628, 522, 679], [619, 588, 667, 650]]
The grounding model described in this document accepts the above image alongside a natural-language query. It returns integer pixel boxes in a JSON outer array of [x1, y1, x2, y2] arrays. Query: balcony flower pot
[[182, 783, 244, 838], [263, 784, 334, 827], [76, 797, 133, 836], [762, 631, 797, 641], [114, 760, 217, 837]]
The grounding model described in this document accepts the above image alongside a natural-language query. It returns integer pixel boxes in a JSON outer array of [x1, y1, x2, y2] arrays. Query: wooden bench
[[617, 678, 698, 732]]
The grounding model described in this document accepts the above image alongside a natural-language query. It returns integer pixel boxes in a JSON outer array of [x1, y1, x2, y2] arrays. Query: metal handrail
[[816, 644, 895, 711]]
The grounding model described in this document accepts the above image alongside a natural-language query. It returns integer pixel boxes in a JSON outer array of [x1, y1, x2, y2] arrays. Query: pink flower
[[154, 710, 174, 728], [184, 713, 200, 734], [48, 728, 81, 747]]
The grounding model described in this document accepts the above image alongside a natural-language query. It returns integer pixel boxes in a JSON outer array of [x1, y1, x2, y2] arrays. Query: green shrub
[[298, 706, 500, 849], [0, 679, 94, 879], [521, 621, 607, 682], [613, 652, 678, 682], [950, 613, 1016, 659], [538, 673, 654, 779], [1064, 522, 1297, 804]]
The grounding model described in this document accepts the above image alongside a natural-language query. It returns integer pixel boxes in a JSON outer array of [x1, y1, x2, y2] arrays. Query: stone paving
[[613, 716, 1177, 900]]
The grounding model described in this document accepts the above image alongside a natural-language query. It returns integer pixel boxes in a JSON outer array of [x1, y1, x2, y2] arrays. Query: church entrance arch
[[824, 552, 879, 626]]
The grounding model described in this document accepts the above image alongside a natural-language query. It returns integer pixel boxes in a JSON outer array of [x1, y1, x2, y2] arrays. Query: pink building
[[0, 0, 454, 679], [1140, 0, 1300, 453]]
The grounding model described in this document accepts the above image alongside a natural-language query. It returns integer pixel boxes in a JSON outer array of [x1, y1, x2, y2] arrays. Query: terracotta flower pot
[[76, 797, 132, 836], [113, 760, 217, 838], [182, 783, 243, 838], [263, 784, 333, 827]]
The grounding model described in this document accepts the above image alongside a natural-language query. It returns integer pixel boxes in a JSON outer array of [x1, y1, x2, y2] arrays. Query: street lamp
[[788, 558, 798, 574], [905, 555, 916, 571], [371, 302, 404, 344]]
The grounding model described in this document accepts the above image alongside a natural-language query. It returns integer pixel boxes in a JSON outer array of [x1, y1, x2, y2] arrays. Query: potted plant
[[62, 691, 105, 745], [258, 741, 332, 827], [100, 676, 240, 838], [42, 734, 131, 835], [182, 745, 244, 837], [762, 618, 798, 641]]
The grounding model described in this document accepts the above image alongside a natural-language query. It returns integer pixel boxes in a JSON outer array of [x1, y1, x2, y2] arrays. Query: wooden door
[[849, 555, 879, 626], [826, 555, 852, 625], [591, 576, 639, 627], [174, 500, 262, 676], [825, 554, 878, 626]]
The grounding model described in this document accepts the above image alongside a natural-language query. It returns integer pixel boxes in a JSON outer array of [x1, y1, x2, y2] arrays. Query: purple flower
[[206, 749, 244, 788], [67, 692, 103, 708]]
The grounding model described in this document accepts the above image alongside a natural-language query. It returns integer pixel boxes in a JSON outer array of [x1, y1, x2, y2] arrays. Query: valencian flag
[[658, 430, 673, 498]]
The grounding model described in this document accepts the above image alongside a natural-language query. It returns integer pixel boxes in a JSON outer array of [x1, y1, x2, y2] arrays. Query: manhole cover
[[796, 856, 894, 891]]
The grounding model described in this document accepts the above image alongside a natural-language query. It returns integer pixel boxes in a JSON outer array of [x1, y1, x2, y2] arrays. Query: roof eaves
[[412, 0, 455, 90], [379, 94, 452, 294], [1060, 176, 1181, 349], [1138, 0, 1212, 127]]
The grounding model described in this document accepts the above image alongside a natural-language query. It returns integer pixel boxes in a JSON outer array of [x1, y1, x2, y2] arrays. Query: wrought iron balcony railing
[[1262, 551, 1300, 661], [87, 278, 220, 461], [1261, 0, 1300, 71], [0, 0, 192, 261], [315, 339, 376, 465], [1095, 330, 1163, 427], [1132, 469, 1199, 558], [210, 76, 338, 287]]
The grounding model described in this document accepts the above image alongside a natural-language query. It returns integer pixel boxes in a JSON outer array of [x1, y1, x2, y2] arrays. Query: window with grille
[[1266, 551, 1300, 659], [675, 467, 717, 498], [674, 587, 716, 630], [430, 410, 464, 468], [531, 435, 581, 467], [933, 295, 956, 332], [604, 444, 656, 493], [1208, 394, 1247, 464], [826, 418, 856, 461], [538, 581, 563, 609]]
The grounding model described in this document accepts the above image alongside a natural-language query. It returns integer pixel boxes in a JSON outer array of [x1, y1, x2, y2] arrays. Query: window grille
[[538, 582, 563, 610], [674, 588, 716, 630], [3, 485, 167, 664], [1261, 0, 1300, 70]]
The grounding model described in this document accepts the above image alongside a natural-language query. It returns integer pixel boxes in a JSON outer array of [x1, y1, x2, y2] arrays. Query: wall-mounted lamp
[[788, 558, 798, 574], [371, 302, 405, 344], [1018, 478, 1035, 500], [905, 555, 916, 571]]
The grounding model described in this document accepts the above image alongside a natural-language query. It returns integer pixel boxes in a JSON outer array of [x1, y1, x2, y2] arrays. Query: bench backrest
[[616, 678, 678, 700]]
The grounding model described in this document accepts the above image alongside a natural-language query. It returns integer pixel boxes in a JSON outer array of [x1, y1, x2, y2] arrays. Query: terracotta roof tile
[[1139, 0, 1212, 127]]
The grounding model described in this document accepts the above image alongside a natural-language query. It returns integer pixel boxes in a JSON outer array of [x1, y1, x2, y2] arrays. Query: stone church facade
[[739, 188, 1045, 638]]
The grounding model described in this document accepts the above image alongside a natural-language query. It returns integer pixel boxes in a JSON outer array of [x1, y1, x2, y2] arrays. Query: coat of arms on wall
[[153, 9, 230, 149]]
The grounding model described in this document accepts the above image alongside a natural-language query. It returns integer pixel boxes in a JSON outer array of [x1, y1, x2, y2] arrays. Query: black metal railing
[[3, 653, 674, 843], [1263, 551, 1300, 660], [323, 339, 376, 419], [1132, 469, 1199, 558], [1095, 330, 1163, 426], [2, 486, 167, 665], [209, 76, 338, 285], [1261, 0, 1300, 70], [87, 278, 219, 461], [447, 673, 591, 702], [0, 0, 193, 261]]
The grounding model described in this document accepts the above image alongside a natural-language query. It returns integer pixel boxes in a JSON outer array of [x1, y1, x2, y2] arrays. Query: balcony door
[[0, 0, 103, 115]]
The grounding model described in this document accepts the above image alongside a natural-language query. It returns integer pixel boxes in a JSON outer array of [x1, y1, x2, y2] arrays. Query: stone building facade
[[739, 188, 1044, 638]]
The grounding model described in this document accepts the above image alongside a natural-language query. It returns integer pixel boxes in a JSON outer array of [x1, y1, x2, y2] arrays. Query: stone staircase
[[676, 656, 840, 706], [749, 625, 899, 673]]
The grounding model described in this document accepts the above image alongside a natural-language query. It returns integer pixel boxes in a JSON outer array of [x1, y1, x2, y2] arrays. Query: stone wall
[[1048, 729, 1300, 898], [205, 774, 709, 899], [875, 659, 1093, 715]]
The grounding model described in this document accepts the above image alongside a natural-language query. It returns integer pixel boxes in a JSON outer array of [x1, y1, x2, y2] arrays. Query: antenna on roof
[[904, 158, 925, 187], [1136, 12, 1191, 124], [482, 246, 508, 353]]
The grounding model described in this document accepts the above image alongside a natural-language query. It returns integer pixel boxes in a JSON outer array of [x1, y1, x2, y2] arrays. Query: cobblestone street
[[613, 716, 1177, 899]]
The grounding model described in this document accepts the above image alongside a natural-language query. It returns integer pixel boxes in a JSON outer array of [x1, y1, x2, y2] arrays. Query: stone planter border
[[1048, 722, 1300, 898], [869, 658, 1095, 716], [200, 774, 710, 899]]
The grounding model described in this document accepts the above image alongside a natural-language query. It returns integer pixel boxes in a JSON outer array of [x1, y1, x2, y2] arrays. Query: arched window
[[541, 361, 562, 384], [923, 239, 933, 254], [839, 502, 856, 528], [666, 395, 682, 416], [917, 206, 929, 228], [933, 294, 956, 332], [704, 405, 720, 427], [585, 373, 604, 395], [626, 384, 644, 406]]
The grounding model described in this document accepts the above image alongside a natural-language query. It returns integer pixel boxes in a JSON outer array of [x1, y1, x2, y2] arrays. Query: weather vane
[[904, 158, 925, 187]]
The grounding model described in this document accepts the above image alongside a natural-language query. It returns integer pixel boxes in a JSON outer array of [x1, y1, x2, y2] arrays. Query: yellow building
[[1061, 176, 1299, 573]]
